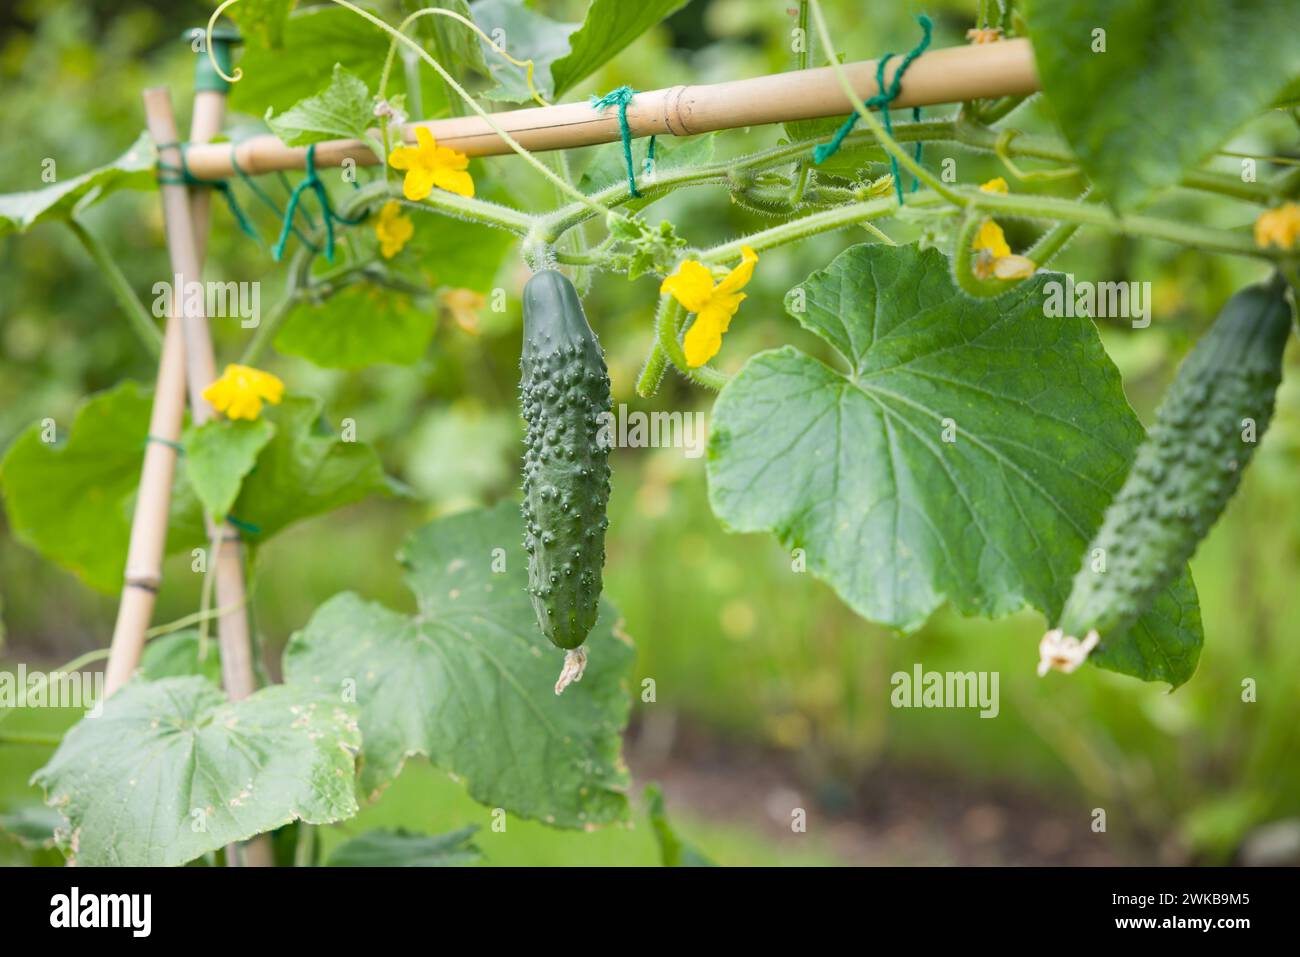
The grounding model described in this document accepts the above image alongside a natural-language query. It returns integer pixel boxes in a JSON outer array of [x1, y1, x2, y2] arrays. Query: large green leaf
[[706, 244, 1202, 686], [284, 502, 634, 827], [402, 212, 514, 293], [275, 212, 511, 368], [0, 133, 154, 238], [266, 64, 374, 147], [219, 395, 398, 539], [549, 0, 689, 98], [275, 285, 436, 368], [470, 0, 687, 103], [326, 826, 481, 866], [0, 382, 201, 594], [785, 117, 888, 180], [228, 7, 395, 116], [1, 385, 393, 592], [31, 677, 360, 866], [228, 0, 298, 48], [405, 0, 490, 85], [184, 418, 275, 519], [1025, 0, 1300, 210]]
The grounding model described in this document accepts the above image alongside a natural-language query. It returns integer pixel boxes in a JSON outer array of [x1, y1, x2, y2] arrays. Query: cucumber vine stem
[[65, 218, 162, 359], [646, 295, 730, 392]]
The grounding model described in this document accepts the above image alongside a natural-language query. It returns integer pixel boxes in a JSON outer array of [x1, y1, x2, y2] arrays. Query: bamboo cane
[[102, 92, 232, 698], [103, 321, 185, 695], [181, 38, 1039, 179], [142, 88, 258, 706]]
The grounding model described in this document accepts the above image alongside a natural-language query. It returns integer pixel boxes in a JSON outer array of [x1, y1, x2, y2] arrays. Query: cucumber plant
[[0, 0, 1297, 867]]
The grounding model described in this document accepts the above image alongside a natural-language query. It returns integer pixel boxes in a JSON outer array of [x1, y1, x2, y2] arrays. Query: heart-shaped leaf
[[706, 243, 1202, 686], [284, 502, 634, 826]]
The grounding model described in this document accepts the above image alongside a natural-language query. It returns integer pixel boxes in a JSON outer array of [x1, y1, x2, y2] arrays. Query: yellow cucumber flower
[[374, 200, 414, 259], [439, 287, 485, 335], [202, 364, 285, 421], [387, 126, 474, 201], [1254, 202, 1300, 250], [661, 246, 758, 368], [972, 219, 1012, 259], [971, 180, 1035, 280]]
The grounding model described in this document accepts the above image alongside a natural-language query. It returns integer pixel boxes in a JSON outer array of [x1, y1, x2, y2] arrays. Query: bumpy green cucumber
[[1056, 274, 1293, 644], [520, 269, 611, 655]]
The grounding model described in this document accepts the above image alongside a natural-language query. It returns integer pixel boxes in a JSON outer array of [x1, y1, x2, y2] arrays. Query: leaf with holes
[[31, 677, 360, 866], [284, 502, 634, 826], [706, 243, 1202, 686]]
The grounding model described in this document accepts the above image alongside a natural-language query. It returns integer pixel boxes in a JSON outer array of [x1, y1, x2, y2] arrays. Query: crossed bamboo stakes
[[103, 81, 272, 867]]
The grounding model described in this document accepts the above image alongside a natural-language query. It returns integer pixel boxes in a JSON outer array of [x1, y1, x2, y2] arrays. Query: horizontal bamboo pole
[[182, 38, 1039, 179]]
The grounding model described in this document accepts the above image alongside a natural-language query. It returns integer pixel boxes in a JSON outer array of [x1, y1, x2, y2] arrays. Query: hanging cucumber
[[520, 269, 612, 693], [1044, 274, 1293, 675]]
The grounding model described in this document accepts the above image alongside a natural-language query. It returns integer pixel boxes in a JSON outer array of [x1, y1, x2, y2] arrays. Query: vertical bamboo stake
[[103, 319, 185, 694], [143, 86, 272, 869]]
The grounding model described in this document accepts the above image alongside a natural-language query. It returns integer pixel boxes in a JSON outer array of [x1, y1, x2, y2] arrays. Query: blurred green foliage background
[[1, 0, 1298, 866]]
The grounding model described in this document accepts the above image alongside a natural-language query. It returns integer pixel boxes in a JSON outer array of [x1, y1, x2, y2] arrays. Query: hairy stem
[[539, 122, 954, 240], [703, 193, 912, 262], [954, 116, 1279, 204], [965, 188, 1272, 259]]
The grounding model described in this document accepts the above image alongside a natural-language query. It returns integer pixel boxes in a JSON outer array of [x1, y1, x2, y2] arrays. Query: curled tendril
[[994, 128, 1080, 182], [207, 0, 244, 83]]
